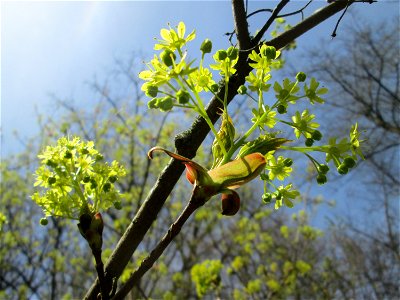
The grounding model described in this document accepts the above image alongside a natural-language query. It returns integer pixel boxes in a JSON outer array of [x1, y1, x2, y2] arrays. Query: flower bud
[[305, 138, 314, 147], [103, 182, 111, 192], [200, 39, 212, 54], [311, 130, 322, 141], [83, 176, 91, 183], [210, 83, 219, 93], [277, 104, 287, 114], [221, 191, 240, 216], [343, 157, 356, 168], [237, 85, 247, 95], [216, 50, 227, 61], [337, 164, 348, 175], [109, 175, 118, 183], [47, 177, 56, 185], [46, 160, 57, 167], [114, 201, 122, 210], [158, 96, 174, 112], [296, 72, 307, 82], [283, 158, 293, 167], [148, 98, 159, 109], [317, 164, 329, 174], [145, 85, 158, 98], [90, 179, 97, 189], [316, 174, 327, 185], [227, 47, 238, 60], [262, 46, 276, 59], [160, 49, 176, 67], [40, 217, 48, 226], [64, 151, 72, 159], [176, 89, 190, 104]]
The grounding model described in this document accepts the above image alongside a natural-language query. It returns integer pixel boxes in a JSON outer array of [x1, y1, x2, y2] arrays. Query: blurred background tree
[[1, 17, 398, 300]]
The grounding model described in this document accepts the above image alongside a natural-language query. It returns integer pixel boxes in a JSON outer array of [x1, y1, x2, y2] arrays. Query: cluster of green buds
[[140, 22, 364, 211], [31, 137, 126, 225]]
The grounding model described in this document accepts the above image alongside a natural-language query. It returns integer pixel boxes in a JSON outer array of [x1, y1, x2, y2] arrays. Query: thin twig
[[252, 0, 290, 47], [111, 186, 206, 299]]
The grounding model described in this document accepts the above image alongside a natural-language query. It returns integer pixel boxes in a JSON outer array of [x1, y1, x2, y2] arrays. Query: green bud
[[283, 158, 293, 167], [114, 201, 122, 210], [176, 90, 190, 104], [210, 83, 219, 93], [81, 148, 89, 155], [227, 46, 238, 60], [103, 182, 111, 192], [109, 175, 118, 183], [64, 151, 72, 159], [296, 72, 307, 82], [47, 177, 56, 185], [311, 130, 322, 141], [40, 218, 48, 226], [148, 98, 159, 109], [145, 85, 158, 98], [337, 164, 349, 175], [46, 160, 57, 168], [260, 173, 269, 181], [343, 157, 356, 168], [317, 164, 329, 174], [262, 46, 276, 59], [216, 50, 227, 61], [277, 104, 287, 114], [200, 39, 212, 54], [158, 96, 174, 112], [95, 154, 104, 161], [160, 49, 176, 67], [305, 138, 314, 147], [237, 85, 247, 95], [90, 179, 98, 189], [83, 176, 91, 183], [316, 174, 327, 185], [262, 193, 272, 204]]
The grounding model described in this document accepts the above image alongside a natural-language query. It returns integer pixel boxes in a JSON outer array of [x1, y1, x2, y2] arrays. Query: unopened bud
[[160, 49, 176, 67], [200, 39, 212, 54]]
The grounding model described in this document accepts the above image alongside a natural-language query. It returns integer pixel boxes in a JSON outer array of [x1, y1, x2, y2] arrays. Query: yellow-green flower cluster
[[31, 137, 126, 222]]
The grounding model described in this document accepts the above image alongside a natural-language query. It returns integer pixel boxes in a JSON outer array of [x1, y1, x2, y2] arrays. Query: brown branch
[[83, 1, 365, 298], [232, 0, 251, 50], [252, 0, 290, 47], [111, 186, 206, 299]]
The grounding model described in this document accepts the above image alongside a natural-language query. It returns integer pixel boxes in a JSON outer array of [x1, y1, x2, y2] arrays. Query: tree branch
[[112, 186, 206, 299], [84, 1, 363, 298], [252, 0, 290, 47]]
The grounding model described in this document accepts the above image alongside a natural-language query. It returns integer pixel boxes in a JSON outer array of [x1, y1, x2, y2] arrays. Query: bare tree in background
[[304, 17, 399, 299]]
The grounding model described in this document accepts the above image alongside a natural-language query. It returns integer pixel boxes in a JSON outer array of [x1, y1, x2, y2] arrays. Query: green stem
[[181, 77, 228, 158], [223, 108, 272, 163]]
